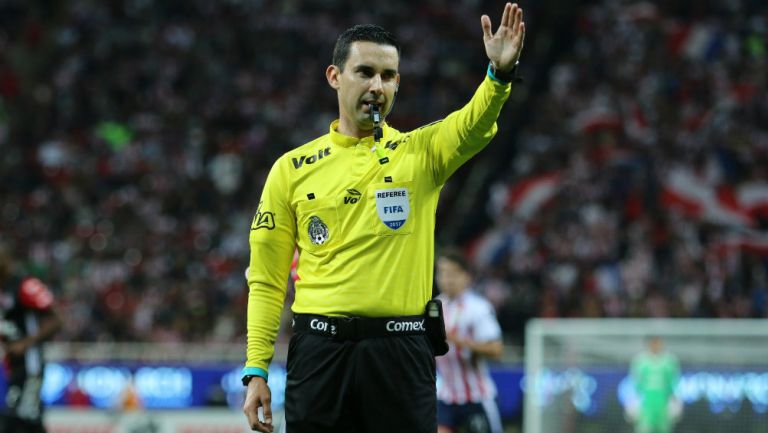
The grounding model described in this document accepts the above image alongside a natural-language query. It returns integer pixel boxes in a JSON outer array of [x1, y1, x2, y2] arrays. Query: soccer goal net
[[523, 319, 768, 433]]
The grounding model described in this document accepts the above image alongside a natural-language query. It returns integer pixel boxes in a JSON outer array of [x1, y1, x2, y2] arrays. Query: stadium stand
[[0, 0, 766, 350]]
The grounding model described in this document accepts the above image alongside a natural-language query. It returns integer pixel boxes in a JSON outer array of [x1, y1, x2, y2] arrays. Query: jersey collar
[[329, 120, 392, 148]]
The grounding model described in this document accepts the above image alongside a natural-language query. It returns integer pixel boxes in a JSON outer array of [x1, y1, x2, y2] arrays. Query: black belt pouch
[[424, 299, 449, 356]]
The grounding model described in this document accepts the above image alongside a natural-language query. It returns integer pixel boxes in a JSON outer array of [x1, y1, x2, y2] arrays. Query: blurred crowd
[[0, 0, 511, 343], [1, 0, 766, 345], [470, 0, 768, 343]]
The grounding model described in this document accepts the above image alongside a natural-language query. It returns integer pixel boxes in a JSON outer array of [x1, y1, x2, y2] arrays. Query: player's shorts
[[438, 400, 502, 433], [285, 314, 437, 433], [1, 374, 46, 433], [0, 414, 46, 433]]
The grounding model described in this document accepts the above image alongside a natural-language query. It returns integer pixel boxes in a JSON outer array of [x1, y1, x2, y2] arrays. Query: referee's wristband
[[241, 367, 269, 386], [487, 60, 520, 84]]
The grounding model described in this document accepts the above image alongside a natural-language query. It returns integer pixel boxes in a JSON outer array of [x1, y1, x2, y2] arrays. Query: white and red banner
[[711, 230, 768, 256], [737, 182, 768, 220], [661, 168, 759, 228], [505, 172, 562, 220]]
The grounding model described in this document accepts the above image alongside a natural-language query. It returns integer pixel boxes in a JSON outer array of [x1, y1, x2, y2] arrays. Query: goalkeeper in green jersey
[[629, 336, 682, 433]]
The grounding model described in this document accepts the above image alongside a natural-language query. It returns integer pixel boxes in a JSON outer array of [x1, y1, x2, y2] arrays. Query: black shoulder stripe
[[413, 119, 444, 131]]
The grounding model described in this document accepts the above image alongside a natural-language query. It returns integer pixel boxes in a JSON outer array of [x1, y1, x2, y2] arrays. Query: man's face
[[327, 41, 400, 137], [649, 337, 663, 354], [436, 257, 471, 298]]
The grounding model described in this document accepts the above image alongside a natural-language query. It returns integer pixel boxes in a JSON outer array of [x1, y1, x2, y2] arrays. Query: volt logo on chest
[[344, 189, 361, 204], [292, 147, 331, 169], [375, 188, 410, 230]]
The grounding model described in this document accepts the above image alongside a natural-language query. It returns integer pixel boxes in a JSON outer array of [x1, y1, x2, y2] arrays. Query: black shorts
[[284, 330, 436, 433]]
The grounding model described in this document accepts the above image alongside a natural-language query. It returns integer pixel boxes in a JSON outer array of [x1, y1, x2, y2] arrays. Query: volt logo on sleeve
[[375, 188, 410, 230]]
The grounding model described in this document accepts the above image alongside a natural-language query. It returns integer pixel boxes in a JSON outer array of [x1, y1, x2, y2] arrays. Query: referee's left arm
[[422, 75, 512, 186], [420, 2, 524, 185]]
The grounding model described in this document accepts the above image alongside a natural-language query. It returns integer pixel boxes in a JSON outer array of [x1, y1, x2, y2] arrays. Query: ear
[[326, 65, 341, 90]]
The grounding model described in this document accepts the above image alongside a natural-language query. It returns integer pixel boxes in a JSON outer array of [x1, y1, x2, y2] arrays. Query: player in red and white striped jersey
[[435, 248, 504, 433]]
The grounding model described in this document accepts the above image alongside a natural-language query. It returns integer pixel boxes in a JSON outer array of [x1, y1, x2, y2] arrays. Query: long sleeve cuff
[[242, 366, 269, 383]]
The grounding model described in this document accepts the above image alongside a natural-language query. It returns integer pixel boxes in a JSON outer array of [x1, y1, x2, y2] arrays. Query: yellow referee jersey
[[245, 75, 511, 373]]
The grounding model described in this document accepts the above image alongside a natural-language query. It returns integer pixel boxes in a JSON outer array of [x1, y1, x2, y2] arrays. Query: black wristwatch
[[488, 60, 520, 83], [242, 374, 262, 386]]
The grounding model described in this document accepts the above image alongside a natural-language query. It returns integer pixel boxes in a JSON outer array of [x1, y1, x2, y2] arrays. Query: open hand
[[243, 377, 274, 432], [481, 3, 526, 71]]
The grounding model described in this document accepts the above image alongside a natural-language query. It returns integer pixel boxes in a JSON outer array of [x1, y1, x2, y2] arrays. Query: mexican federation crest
[[308, 216, 329, 245]]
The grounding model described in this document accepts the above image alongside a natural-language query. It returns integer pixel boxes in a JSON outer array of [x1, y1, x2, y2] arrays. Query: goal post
[[524, 319, 768, 433]]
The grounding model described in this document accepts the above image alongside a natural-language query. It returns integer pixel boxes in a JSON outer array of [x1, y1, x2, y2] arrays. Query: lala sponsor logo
[[251, 201, 275, 231], [375, 188, 410, 230]]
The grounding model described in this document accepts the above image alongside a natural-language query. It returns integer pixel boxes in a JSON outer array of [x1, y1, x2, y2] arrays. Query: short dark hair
[[332, 24, 400, 70], [438, 247, 473, 275]]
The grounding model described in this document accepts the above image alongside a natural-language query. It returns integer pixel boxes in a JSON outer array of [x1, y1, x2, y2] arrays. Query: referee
[[242, 3, 526, 433]]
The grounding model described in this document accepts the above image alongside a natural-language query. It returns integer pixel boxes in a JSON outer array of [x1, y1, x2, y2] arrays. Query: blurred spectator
[[470, 0, 768, 344], [1, 0, 766, 347], [0, 0, 501, 343], [0, 243, 62, 432]]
